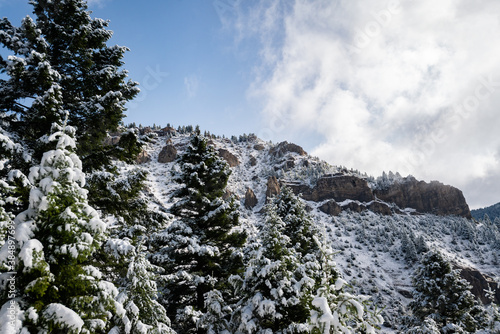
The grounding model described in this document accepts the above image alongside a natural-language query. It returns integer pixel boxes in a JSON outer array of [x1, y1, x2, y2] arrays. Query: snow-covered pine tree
[[0, 0, 144, 246], [151, 133, 246, 333], [229, 202, 311, 333], [0, 0, 140, 172], [0, 122, 123, 333], [273, 187, 321, 258], [404, 318, 441, 334], [0, 124, 31, 246], [407, 250, 488, 332], [230, 188, 383, 333], [106, 240, 174, 334]]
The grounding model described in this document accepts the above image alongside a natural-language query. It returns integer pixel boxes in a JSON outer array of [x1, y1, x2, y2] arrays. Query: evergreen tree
[[0, 123, 123, 333], [0, 0, 139, 172], [106, 240, 174, 334], [404, 318, 441, 334], [0, 125, 29, 246], [273, 187, 321, 258], [151, 133, 246, 333], [230, 188, 383, 333], [229, 203, 311, 333], [408, 250, 487, 332], [401, 232, 419, 263]]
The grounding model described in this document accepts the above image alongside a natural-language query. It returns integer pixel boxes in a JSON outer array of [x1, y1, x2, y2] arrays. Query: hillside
[[472, 202, 500, 221], [129, 127, 500, 332]]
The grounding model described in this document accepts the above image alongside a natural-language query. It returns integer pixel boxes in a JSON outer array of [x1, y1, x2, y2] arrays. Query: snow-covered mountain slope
[[133, 130, 500, 332]]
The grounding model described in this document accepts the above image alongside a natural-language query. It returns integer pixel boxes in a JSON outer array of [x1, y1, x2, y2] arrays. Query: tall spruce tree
[[151, 133, 246, 333], [0, 0, 139, 172], [0, 122, 123, 333], [229, 202, 311, 333], [230, 188, 383, 333], [407, 250, 488, 332]]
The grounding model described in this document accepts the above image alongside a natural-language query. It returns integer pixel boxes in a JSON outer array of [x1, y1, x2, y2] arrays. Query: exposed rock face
[[288, 175, 374, 203], [223, 190, 233, 200], [319, 200, 342, 216], [139, 127, 152, 135], [459, 267, 500, 304], [249, 156, 257, 167], [218, 149, 240, 167], [367, 201, 393, 216], [254, 144, 265, 151], [244, 188, 258, 209], [157, 126, 176, 137], [266, 176, 281, 201], [158, 144, 177, 163], [288, 174, 471, 218], [374, 179, 471, 218], [269, 141, 307, 157], [319, 200, 392, 216], [136, 150, 151, 164], [104, 135, 120, 146]]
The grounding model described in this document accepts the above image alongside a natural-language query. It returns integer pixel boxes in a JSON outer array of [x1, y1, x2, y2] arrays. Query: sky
[[1, 0, 500, 210]]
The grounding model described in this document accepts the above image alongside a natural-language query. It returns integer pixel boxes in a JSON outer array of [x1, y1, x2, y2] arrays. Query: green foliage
[[231, 188, 383, 333], [151, 134, 246, 333], [230, 205, 311, 333], [0, 123, 121, 333], [0, 0, 139, 173], [408, 250, 486, 332]]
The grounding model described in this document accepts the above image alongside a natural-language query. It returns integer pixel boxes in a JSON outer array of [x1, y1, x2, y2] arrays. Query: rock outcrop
[[319, 200, 342, 216], [374, 178, 471, 218], [266, 176, 281, 201], [136, 150, 151, 164], [459, 267, 500, 304], [244, 188, 258, 209], [158, 144, 177, 163], [269, 141, 307, 157], [253, 144, 265, 151], [104, 135, 121, 146], [288, 174, 374, 203], [288, 174, 471, 218], [218, 149, 240, 167], [367, 201, 393, 215]]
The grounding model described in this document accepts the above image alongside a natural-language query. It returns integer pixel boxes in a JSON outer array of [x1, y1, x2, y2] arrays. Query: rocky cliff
[[374, 178, 471, 218], [286, 174, 471, 218]]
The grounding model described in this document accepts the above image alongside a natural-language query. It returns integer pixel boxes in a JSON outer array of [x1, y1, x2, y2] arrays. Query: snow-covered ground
[[137, 132, 500, 332]]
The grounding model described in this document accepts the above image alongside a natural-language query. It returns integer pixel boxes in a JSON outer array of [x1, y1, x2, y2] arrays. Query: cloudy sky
[[2, 0, 500, 209]]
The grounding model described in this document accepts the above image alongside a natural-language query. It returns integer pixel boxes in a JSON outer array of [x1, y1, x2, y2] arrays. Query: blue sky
[[2, 0, 500, 210], [2, 0, 261, 137]]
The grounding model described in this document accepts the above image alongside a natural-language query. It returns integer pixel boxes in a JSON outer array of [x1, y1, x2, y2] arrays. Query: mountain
[[129, 127, 500, 332], [472, 202, 500, 221]]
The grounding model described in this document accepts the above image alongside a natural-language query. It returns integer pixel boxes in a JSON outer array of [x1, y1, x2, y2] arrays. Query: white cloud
[[184, 75, 200, 98], [236, 0, 500, 208]]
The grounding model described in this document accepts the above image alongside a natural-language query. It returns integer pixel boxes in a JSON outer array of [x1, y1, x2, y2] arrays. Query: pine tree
[[229, 204, 311, 333], [404, 318, 441, 334], [0, 125, 29, 246], [230, 188, 383, 333], [107, 240, 174, 334], [151, 133, 246, 333], [0, 123, 123, 333], [0, 0, 139, 172], [408, 250, 486, 332], [273, 187, 321, 258]]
